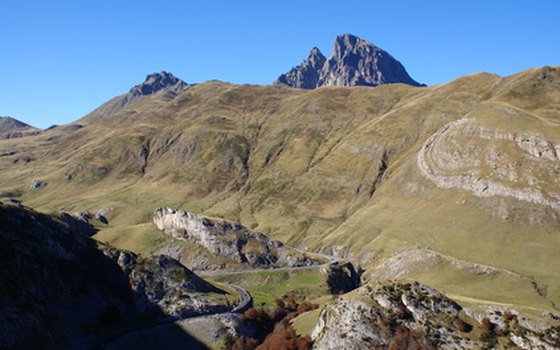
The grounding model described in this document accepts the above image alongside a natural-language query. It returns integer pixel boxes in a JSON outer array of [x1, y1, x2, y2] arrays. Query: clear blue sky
[[1, 0, 559, 128]]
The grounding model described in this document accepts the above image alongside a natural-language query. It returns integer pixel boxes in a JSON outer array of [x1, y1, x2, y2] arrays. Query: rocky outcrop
[[153, 207, 314, 269], [312, 281, 560, 350], [417, 117, 560, 210], [321, 261, 362, 294], [121, 71, 190, 106], [275, 34, 422, 89], [0, 203, 233, 349], [30, 179, 47, 190], [105, 252, 229, 318]]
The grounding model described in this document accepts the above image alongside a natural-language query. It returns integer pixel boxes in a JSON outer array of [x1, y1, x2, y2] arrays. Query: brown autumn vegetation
[[387, 325, 434, 350], [229, 296, 318, 350]]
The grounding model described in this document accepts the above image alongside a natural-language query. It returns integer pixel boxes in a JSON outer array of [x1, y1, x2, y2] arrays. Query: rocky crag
[[312, 281, 560, 350], [121, 71, 190, 106], [275, 34, 422, 88], [153, 207, 315, 270], [0, 203, 234, 349]]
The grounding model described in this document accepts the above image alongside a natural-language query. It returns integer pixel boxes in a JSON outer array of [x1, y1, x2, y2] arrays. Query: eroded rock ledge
[[311, 281, 560, 350], [153, 207, 314, 269], [417, 118, 560, 210]]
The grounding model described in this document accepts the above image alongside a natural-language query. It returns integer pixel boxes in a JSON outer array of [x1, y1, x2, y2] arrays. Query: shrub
[[479, 317, 495, 336], [453, 318, 473, 333], [256, 320, 313, 350], [231, 336, 259, 350], [230, 296, 317, 350], [388, 325, 433, 350]]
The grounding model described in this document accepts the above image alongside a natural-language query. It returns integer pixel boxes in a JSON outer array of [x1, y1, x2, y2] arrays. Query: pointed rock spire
[[274, 47, 326, 89]]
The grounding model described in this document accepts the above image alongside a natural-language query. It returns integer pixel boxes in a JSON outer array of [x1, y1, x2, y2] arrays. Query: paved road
[[230, 284, 252, 313], [96, 283, 251, 349], [97, 253, 339, 348]]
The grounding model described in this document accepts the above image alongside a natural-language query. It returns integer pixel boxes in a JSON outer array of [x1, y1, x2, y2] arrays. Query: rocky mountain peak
[[331, 33, 380, 60], [122, 71, 190, 106], [333, 34, 370, 52], [308, 47, 325, 61], [275, 34, 423, 89], [138, 71, 187, 95], [275, 47, 327, 89]]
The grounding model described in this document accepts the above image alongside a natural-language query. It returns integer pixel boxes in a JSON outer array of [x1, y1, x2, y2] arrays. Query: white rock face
[[417, 118, 560, 210], [153, 207, 240, 259], [312, 281, 478, 350], [312, 281, 560, 350], [153, 207, 312, 268]]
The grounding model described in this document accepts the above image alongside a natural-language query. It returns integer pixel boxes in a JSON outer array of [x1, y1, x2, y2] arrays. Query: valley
[[1, 33, 559, 349]]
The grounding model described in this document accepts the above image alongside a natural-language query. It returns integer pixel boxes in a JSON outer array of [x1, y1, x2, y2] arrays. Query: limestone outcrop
[[417, 117, 560, 210], [312, 281, 560, 350], [153, 207, 314, 269]]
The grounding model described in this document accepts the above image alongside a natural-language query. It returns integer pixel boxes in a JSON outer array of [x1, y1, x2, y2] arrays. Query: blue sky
[[1, 0, 559, 128]]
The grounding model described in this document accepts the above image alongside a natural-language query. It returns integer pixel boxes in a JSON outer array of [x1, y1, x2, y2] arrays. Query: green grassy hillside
[[0, 66, 559, 318]]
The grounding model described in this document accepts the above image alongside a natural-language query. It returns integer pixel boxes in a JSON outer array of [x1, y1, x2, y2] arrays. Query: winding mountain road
[[98, 253, 337, 348], [96, 282, 251, 349]]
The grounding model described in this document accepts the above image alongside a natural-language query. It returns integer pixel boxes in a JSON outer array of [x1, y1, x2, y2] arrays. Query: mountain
[[121, 71, 190, 106], [0, 116, 32, 131], [0, 116, 40, 139], [275, 34, 423, 88], [0, 66, 559, 331]]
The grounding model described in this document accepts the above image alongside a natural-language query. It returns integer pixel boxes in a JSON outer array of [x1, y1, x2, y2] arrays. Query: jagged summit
[[275, 34, 423, 89], [122, 71, 190, 105], [276, 47, 327, 89]]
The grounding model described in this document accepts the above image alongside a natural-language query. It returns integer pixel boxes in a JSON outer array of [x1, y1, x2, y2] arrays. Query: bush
[[388, 325, 433, 350], [479, 317, 495, 336], [256, 320, 313, 350], [229, 296, 317, 350], [231, 336, 258, 350], [453, 318, 473, 333]]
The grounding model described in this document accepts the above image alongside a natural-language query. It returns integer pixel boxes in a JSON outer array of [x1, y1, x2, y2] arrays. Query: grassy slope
[[206, 267, 329, 310], [0, 67, 559, 319]]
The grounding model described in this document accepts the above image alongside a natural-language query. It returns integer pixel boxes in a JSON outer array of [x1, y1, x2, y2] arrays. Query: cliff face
[[153, 207, 314, 269], [312, 281, 560, 350], [275, 34, 422, 88]]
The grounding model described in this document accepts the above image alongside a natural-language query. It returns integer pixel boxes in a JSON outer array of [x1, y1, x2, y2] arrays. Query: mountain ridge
[[0, 66, 559, 327], [275, 34, 423, 89]]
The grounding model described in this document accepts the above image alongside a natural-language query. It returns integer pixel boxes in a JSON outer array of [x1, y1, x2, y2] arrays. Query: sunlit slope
[[0, 67, 559, 314]]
